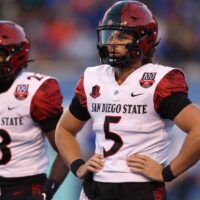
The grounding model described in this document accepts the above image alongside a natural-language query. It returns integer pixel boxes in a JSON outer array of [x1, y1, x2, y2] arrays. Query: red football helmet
[[97, 1, 158, 67], [0, 21, 30, 83]]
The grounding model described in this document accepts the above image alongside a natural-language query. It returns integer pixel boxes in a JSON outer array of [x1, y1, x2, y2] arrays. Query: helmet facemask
[[0, 43, 28, 84], [97, 27, 141, 68], [0, 47, 12, 77]]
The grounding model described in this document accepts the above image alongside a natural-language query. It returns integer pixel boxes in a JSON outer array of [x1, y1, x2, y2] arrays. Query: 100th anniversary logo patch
[[139, 72, 157, 88], [14, 84, 29, 100]]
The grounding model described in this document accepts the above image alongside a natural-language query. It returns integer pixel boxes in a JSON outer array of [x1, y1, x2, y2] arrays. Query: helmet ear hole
[[11, 45, 23, 54], [126, 43, 141, 58]]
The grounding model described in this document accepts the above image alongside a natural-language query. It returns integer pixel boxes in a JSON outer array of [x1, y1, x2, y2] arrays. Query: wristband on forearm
[[42, 178, 59, 200], [162, 165, 176, 182], [70, 159, 85, 177]]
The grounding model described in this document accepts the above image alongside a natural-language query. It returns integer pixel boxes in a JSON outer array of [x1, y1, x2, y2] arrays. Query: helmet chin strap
[[0, 61, 23, 88], [99, 44, 140, 68], [108, 54, 138, 68]]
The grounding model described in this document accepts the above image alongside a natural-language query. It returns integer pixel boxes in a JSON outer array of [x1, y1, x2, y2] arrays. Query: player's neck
[[0, 79, 14, 93], [114, 61, 141, 85]]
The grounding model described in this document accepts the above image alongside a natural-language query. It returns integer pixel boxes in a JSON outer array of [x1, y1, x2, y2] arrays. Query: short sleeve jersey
[[0, 71, 63, 178], [69, 63, 189, 182]]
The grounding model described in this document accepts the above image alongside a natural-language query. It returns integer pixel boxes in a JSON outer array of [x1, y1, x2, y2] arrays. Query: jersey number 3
[[0, 129, 11, 164]]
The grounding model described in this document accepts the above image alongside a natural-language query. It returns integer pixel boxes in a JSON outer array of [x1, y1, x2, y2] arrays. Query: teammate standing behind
[[0, 21, 69, 200], [55, 1, 200, 200]]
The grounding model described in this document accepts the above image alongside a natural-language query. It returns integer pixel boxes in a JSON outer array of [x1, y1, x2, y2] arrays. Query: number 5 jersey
[[69, 63, 190, 183]]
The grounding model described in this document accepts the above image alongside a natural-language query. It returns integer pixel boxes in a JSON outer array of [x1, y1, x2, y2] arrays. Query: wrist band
[[70, 159, 85, 177], [162, 165, 175, 182]]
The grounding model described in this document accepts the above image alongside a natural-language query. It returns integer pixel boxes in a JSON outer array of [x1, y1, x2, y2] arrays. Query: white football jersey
[[0, 72, 53, 177], [83, 63, 175, 182]]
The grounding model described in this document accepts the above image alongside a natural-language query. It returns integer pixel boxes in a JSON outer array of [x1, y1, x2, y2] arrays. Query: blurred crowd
[[0, 0, 200, 80], [0, 0, 117, 78], [0, 1, 200, 200]]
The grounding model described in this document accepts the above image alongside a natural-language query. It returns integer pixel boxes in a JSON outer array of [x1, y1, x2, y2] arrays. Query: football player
[[55, 1, 200, 200], [0, 21, 69, 200]]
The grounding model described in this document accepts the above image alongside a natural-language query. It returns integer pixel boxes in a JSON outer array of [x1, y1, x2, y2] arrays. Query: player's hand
[[127, 154, 164, 182], [77, 154, 104, 179], [27, 193, 47, 200]]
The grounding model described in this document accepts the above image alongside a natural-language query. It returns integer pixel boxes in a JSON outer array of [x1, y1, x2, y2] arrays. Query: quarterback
[[55, 1, 200, 200]]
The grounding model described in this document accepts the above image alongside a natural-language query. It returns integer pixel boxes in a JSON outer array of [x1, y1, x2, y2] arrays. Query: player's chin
[[108, 52, 122, 57]]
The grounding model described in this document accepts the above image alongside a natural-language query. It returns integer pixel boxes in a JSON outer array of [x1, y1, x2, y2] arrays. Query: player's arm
[[56, 76, 103, 179], [55, 108, 88, 177], [169, 103, 200, 177], [30, 78, 69, 200], [56, 108, 103, 178], [127, 103, 200, 182], [127, 69, 200, 182]]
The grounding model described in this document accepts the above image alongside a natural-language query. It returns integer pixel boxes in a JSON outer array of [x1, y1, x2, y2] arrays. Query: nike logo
[[131, 93, 143, 97], [8, 106, 17, 110]]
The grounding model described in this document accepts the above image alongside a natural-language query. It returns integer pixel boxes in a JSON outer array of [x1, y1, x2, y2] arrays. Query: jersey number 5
[[103, 116, 123, 157]]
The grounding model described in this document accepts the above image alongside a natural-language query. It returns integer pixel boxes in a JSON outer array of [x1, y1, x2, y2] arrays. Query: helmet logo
[[14, 84, 29, 100], [139, 72, 156, 88]]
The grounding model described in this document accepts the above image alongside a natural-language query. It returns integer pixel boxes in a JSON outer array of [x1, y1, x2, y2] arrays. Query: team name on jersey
[[0, 117, 24, 126], [91, 103, 147, 114]]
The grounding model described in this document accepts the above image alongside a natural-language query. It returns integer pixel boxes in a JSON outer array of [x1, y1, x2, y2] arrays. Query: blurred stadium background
[[1, 0, 200, 199]]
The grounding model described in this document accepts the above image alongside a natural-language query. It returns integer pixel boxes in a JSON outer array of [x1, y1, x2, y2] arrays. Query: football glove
[[27, 193, 46, 200], [28, 178, 59, 200]]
